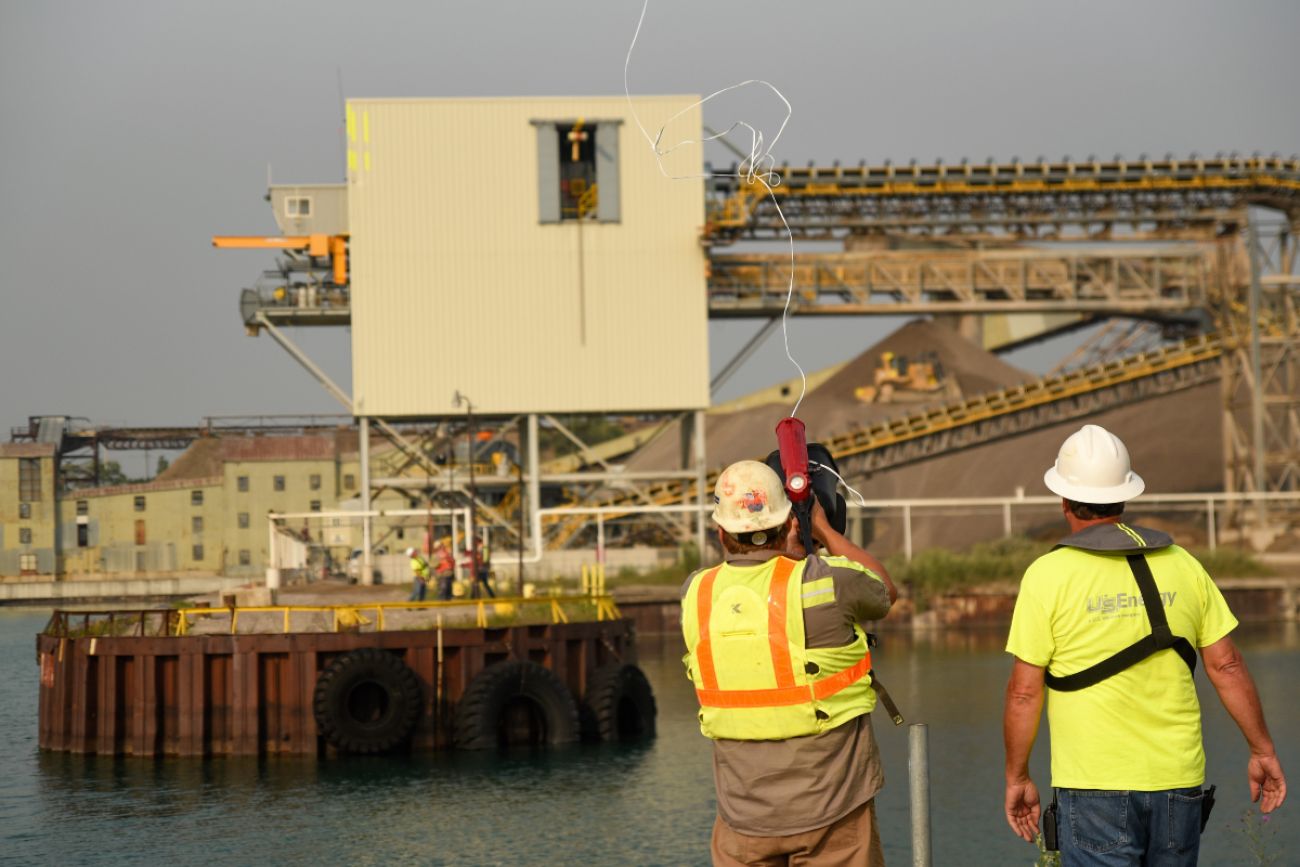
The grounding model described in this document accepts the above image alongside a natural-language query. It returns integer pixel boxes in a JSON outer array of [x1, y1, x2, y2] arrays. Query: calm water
[[1, 609, 1295, 866]]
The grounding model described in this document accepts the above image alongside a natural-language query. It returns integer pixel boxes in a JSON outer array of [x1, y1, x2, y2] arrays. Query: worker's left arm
[[1202, 635, 1287, 813], [1003, 658, 1045, 842], [809, 498, 898, 604]]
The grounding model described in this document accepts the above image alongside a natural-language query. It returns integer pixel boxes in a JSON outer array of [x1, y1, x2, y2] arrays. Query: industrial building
[[4, 92, 1298, 586]]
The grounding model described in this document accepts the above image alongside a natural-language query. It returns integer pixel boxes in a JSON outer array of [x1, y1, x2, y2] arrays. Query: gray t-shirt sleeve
[[802, 555, 891, 624], [799, 555, 891, 648]]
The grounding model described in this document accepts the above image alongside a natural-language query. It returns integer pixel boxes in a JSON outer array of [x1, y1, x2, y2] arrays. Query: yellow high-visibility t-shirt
[[1006, 539, 1237, 790]]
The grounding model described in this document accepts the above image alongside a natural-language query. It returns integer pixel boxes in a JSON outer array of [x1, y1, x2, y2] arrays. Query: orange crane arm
[[212, 234, 349, 284]]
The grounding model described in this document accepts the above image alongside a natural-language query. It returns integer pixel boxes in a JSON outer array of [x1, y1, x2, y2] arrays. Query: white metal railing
[[266, 507, 474, 588], [269, 492, 1300, 585], [538, 492, 1300, 562]]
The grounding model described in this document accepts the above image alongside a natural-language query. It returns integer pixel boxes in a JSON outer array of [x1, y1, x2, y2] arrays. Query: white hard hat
[[712, 460, 792, 535], [404, 547, 417, 557], [1044, 424, 1145, 503]]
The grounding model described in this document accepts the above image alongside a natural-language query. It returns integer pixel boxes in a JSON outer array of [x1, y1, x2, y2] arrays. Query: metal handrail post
[[909, 723, 932, 867], [1207, 498, 1217, 552], [903, 504, 914, 562]]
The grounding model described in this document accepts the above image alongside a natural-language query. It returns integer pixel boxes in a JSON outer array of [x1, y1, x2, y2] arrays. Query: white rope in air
[[623, 0, 807, 417]]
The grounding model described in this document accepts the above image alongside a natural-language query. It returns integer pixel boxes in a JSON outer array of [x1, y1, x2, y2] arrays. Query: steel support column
[[360, 417, 373, 586]]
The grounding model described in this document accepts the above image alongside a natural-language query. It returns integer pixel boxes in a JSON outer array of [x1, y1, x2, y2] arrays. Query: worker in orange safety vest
[[682, 460, 899, 866]]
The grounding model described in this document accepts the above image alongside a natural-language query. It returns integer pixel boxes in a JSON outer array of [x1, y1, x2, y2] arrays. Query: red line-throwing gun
[[775, 417, 817, 557]]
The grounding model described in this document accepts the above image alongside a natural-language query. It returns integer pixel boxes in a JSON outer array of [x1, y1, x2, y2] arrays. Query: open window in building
[[310, 500, 321, 512], [77, 524, 89, 547], [285, 196, 312, 218], [534, 120, 621, 224], [19, 459, 40, 502], [191, 490, 204, 506]]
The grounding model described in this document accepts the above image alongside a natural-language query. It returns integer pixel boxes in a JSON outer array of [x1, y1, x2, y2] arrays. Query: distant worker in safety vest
[[466, 536, 494, 599], [433, 541, 456, 601], [405, 547, 431, 602], [1003, 425, 1287, 866], [682, 460, 898, 866]]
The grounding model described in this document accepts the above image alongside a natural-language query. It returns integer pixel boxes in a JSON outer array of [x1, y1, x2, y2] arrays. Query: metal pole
[[527, 413, 541, 560], [266, 514, 281, 590], [517, 417, 526, 595], [360, 417, 373, 585], [1207, 498, 1217, 552], [451, 511, 462, 586], [597, 514, 605, 569], [903, 504, 914, 562], [909, 723, 932, 867], [1247, 219, 1267, 524], [465, 399, 476, 551], [1002, 502, 1012, 537], [695, 409, 708, 559]]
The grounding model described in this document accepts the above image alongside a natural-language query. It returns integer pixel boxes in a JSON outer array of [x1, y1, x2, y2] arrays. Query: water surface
[[1, 610, 1294, 865]]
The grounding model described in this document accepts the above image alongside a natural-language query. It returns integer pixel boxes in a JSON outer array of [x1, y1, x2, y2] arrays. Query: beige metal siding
[[270, 184, 348, 236], [347, 96, 708, 417]]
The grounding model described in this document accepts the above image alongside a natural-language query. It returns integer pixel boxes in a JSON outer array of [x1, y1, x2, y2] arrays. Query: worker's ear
[[784, 515, 804, 557]]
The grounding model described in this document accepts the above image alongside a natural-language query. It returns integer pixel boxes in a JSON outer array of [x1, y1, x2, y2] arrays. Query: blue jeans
[[1058, 787, 1204, 867], [409, 580, 427, 602]]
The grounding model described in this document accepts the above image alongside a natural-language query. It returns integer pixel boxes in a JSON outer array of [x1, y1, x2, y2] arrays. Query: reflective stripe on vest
[[691, 557, 871, 710], [695, 654, 874, 708]]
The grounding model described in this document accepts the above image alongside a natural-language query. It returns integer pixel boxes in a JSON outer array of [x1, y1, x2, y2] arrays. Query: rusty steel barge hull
[[37, 615, 638, 757]]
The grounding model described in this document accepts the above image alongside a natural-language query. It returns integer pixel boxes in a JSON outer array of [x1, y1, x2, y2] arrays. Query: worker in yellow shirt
[[405, 547, 431, 602], [1003, 425, 1287, 866]]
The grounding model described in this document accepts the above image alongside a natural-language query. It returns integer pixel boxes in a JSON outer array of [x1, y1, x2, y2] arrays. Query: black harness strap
[[1044, 553, 1197, 692]]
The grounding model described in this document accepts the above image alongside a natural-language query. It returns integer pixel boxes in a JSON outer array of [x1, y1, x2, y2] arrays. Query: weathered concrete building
[[0, 432, 394, 582]]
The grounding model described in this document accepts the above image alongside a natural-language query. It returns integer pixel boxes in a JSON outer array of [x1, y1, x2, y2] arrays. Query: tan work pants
[[710, 798, 885, 867]]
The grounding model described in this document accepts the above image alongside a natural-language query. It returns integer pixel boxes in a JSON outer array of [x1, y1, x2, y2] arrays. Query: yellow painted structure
[[0, 444, 59, 575], [345, 96, 709, 417]]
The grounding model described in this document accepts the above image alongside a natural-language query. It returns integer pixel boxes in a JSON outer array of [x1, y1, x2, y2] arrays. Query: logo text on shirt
[[1087, 591, 1177, 614]]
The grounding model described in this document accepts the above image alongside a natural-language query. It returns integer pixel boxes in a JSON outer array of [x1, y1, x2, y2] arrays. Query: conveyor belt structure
[[544, 333, 1225, 547]]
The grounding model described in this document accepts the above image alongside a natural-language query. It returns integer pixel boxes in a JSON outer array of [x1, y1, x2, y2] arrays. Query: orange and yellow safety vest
[[682, 556, 875, 741]]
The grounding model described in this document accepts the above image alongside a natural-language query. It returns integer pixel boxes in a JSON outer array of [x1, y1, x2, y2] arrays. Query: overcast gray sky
[[2, 0, 1298, 451]]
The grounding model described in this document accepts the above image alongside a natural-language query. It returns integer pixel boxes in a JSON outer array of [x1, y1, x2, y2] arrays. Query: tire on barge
[[36, 600, 654, 757]]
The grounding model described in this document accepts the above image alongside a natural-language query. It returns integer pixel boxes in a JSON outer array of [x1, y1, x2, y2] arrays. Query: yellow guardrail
[[170, 594, 622, 636]]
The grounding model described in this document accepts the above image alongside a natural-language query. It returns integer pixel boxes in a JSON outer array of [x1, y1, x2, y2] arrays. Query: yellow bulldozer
[[855, 351, 960, 404]]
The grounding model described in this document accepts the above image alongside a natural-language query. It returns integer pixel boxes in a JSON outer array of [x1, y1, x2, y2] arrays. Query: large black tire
[[453, 661, 579, 750], [580, 663, 657, 743], [313, 648, 422, 754]]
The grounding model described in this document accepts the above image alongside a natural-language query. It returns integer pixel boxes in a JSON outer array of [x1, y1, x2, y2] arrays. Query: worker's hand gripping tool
[[775, 417, 818, 559]]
